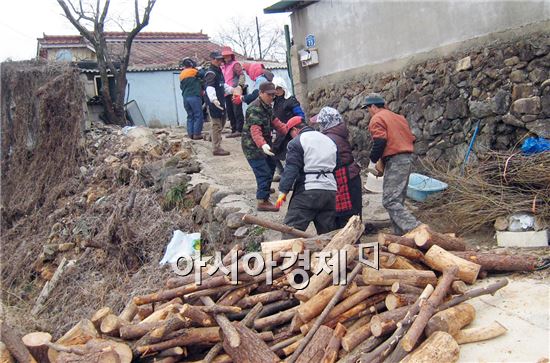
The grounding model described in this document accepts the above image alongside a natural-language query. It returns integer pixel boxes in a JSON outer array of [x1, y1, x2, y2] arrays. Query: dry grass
[[418, 151, 550, 234]]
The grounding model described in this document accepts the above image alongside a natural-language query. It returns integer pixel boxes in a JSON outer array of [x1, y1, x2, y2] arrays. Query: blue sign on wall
[[305, 34, 316, 48]]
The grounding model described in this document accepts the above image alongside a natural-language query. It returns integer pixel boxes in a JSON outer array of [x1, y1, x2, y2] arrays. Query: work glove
[[262, 144, 275, 156], [232, 94, 242, 105], [213, 99, 224, 110], [275, 193, 287, 209], [375, 160, 385, 177]]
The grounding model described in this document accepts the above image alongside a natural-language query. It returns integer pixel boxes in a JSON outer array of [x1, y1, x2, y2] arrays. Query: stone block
[[200, 186, 219, 209], [511, 97, 541, 115], [525, 119, 550, 138], [496, 230, 548, 248], [510, 70, 527, 83], [469, 100, 493, 118], [502, 114, 525, 128], [512, 84, 535, 101], [504, 56, 520, 66], [456, 56, 472, 72], [445, 98, 469, 119]]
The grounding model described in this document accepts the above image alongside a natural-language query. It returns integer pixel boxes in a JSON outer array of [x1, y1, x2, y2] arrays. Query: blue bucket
[[407, 173, 448, 202]]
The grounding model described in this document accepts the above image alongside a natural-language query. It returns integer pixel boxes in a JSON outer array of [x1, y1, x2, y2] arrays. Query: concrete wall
[[291, 0, 550, 87]]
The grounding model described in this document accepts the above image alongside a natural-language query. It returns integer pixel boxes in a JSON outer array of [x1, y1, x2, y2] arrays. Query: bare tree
[[214, 17, 286, 62], [57, 0, 156, 126]]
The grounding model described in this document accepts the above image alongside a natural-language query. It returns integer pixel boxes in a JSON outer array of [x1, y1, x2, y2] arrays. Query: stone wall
[[305, 31, 550, 167]]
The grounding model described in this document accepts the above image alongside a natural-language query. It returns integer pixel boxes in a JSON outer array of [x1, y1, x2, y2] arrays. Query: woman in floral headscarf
[[313, 107, 362, 228]]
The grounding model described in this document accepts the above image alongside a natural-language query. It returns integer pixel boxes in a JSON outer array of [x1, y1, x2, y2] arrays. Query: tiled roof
[[38, 32, 286, 71]]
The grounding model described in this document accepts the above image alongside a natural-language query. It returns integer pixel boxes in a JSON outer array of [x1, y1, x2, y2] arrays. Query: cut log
[[228, 299, 298, 321], [406, 224, 466, 251], [133, 315, 189, 349], [320, 323, 346, 363], [0, 321, 37, 363], [32, 257, 73, 315], [295, 245, 357, 302], [362, 268, 437, 287], [347, 314, 372, 333], [387, 243, 425, 261], [157, 347, 185, 358], [438, 279, 508, 312], [217, 281, 257, 307], [237, 290, 290, 309], [56, 319, 98, 346], [378, 233, 416, 248], [133, 275, 231, 305], [424, 245, 481, 284], [22, 332, 52, 363], [242, 214, 314, 238], [454, 321, 507, 344], [390, 282, 423, 295], [450, 251, 539, 272], [0, 341, 14, 363], [100, 314, 125, 336], [400, 266, 458, 352], [310, 215, 364, 271], [371, 319, 396, 337], [269, 334, 303, 352], [118, 299, 138, 322], [199, 296, 240, 348], [425, 303, 476, 337], [261, 235, 331, 255], [337, 335, 386, 363], [451, 280, 469, 294], [135, 327, 220, 355], [400, 331, 459, 363], [119, 317, 190, 340], [254, 306, 298, 330], [294, 326, 334, 363], [48, 339, 131, 363], [297, 284, 360, 323], [359, 284, 434, 363], [384, 255, 424, 270], [90, 307, 112, 330], [198, 304, 241, 315], [385, 293, 419, 310], [180, 304, 215, 327], [288, 263, 363, 363], [222, 323, 279, 363], [140, 304, 180, 324]]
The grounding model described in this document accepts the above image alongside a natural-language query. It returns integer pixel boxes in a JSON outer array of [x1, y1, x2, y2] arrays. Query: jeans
[[225, 95, 244, 133], [247, 157, 277, 200], [183, 96, 204, 136]]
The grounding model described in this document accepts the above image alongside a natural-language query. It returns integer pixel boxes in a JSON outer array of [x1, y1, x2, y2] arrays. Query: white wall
[[291, 0, 550, 83]]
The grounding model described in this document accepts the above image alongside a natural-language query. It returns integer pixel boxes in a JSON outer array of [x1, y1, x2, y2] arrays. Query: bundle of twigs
[[418, 151, 550, 233]]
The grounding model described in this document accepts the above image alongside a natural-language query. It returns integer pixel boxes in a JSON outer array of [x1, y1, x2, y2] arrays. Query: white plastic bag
[[508, 213, 535, 232], [159, 230, 201, 265]]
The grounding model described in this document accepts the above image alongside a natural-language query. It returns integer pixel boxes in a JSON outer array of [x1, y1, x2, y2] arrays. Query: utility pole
[[255, 16, 262, 59]]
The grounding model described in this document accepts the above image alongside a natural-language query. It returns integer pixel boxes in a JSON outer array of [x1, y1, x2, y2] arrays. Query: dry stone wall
[[306, 31, 550, 167]]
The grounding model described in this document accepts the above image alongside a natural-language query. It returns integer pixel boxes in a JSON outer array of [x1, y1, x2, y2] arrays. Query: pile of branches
[[4, 217, 542, 363], [418, 150, 550, 233]]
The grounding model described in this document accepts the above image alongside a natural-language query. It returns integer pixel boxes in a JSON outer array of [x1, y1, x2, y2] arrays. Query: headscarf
[[243, 62, 265, 81], [272, 76, 290, 99], [316, 107, 343, 132]]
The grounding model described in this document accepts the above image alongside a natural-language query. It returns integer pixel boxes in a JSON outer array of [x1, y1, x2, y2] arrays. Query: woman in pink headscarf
[[242, 62, 274, 104]]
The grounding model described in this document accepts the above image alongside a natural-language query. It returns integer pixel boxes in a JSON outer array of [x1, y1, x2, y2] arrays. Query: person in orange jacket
[[179, 58, 204, 140]]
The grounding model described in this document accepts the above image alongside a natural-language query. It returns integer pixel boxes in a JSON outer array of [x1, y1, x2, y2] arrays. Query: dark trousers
[[225, 95, 244, 133], [284, 189, 336, 235], [183, 96, 204, 136], [335, 175, 363, 229], [247, 157, 277, 200]]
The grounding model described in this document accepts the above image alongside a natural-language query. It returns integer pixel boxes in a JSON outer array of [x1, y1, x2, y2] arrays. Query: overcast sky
[[0, 0, 290, 61]]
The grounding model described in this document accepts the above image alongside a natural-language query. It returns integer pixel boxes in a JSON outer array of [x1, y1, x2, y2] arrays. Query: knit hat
[[286, 116, 306, 130]]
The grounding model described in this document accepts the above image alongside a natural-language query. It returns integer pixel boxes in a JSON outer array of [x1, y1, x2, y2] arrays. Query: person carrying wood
[[242, 81, 289, 212], [276, 117, 338, 235], [363, 93, 421, 235]]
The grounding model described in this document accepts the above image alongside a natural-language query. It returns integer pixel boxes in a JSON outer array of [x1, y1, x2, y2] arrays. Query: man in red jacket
[[363, 93, 421, 235]]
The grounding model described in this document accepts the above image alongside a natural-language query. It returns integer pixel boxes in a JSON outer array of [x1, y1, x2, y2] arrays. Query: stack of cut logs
[[2, 216, 541, 363]]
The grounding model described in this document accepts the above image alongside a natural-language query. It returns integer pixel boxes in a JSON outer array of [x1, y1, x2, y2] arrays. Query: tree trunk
[[400, 331, 459, 363], [405, 224, 466, 251], [320, 323, 346, 363], [362, 268, 437, 287], [385, 293, 419, 311], [400, 266, 458, 352], [294, 326, 334, 363], [450, 251, 539, 272], [424, 245, 481, 284], [425, 303, 476, 337], [133, 275, 231, 305], [135, 327, 220, 355], [387, 243, 425, 261], [222, 323, 279, 363], [378, 233, 416, 248], [454, 321, 507, 344], [242, 214, 314, 238], [22, 332, 52, 363], [295, 245, 357, 302]]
